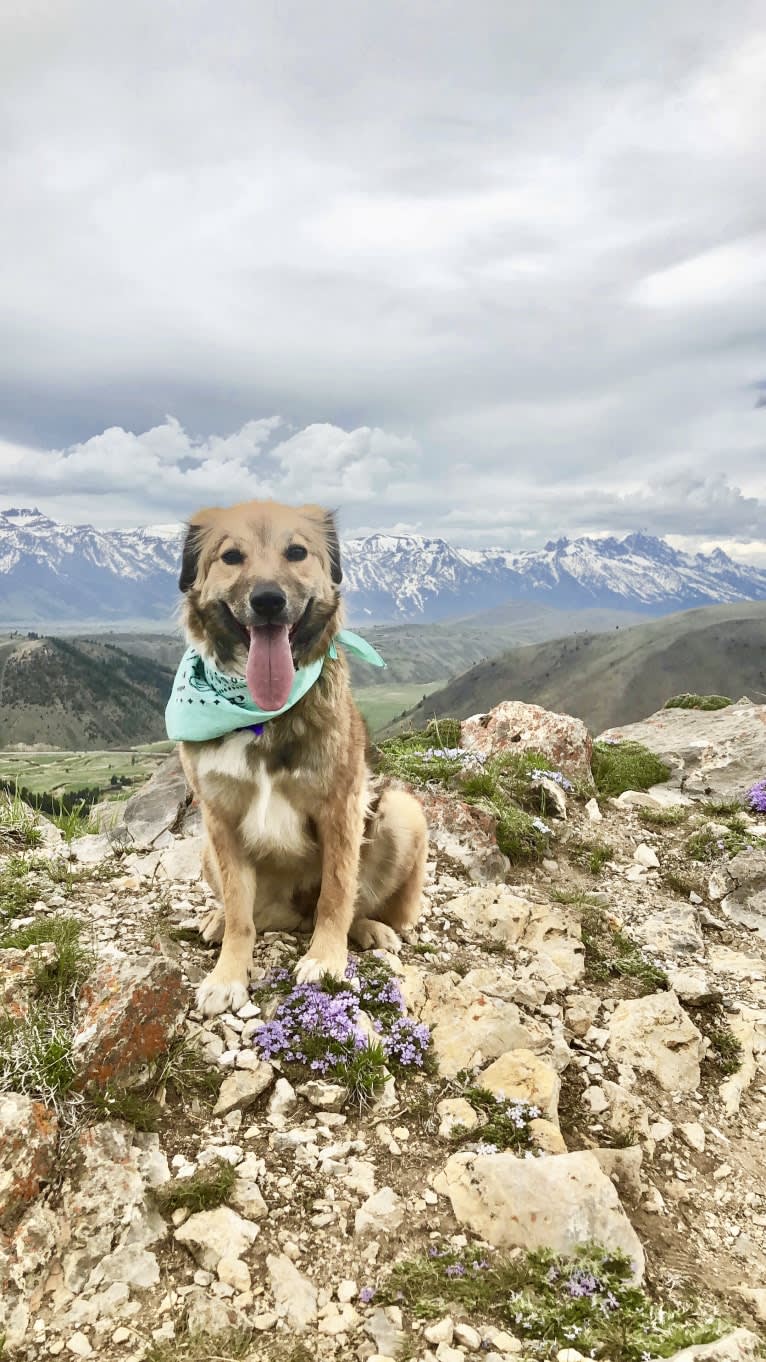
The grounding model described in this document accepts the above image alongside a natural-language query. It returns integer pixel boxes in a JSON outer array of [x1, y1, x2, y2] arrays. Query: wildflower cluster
[[255, 983, 367, 1071], [450, 1086, 541, 1153], [746, 779, 766, 815], [253, 953, 430, 1086], [381, 1243, 729, 1362], [530, 768, 573, 792], [685, 825, 765, 863]]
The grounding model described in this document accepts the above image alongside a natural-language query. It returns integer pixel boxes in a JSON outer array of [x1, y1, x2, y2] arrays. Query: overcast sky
[[1, 0, 765, 559]]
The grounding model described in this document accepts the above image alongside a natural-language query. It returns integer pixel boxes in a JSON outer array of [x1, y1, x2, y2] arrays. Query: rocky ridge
[[2, 699, 766, 1361]]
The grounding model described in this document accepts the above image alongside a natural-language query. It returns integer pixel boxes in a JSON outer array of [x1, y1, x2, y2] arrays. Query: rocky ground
[[2, 697, 766, 1362]]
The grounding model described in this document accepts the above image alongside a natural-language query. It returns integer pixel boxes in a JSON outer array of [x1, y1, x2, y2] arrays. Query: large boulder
[[598, 698, 766, 801], [59, 1122, 169, 1294], [434, 1149, 645, 1279], [462, 701, 593, 780], [120, 751, 195, 847], [72, 954, 187, 1090], [445, 885, 585, 988], [722, 849, 766, 939], [415, 971, 552, 1078], [413, 786, 510, 882], [0, 1093, 58, 1231], [607, 992, 704, 1092]]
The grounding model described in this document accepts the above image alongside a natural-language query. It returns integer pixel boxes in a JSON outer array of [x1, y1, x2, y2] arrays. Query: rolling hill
[[0, 635, 175, 748], [386, 601, 766, 736], [95, 602, 645, 689]]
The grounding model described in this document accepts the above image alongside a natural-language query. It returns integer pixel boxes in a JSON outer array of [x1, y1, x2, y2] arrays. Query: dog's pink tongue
[[246, 625, 295, 710]]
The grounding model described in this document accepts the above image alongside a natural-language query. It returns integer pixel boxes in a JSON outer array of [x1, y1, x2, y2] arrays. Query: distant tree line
[[0, 778, 102, 814]]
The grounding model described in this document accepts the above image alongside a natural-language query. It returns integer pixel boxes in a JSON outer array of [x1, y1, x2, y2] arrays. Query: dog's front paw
[[199, 906, 225, 944], [294, 944, 348, 986], [196, 970, 250, 1016], [349, 919, 402, 954]]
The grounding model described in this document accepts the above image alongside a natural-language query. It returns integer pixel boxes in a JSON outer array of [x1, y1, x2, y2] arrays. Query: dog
[[173, 498, 428, 1017]]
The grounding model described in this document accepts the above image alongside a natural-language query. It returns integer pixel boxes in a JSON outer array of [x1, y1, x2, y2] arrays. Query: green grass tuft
[[637, 805, 690, 828], [686, 826, 766, 862], [591, 740, 670, 798], [154, 1157, 237, 1214], [46, 798, 92, 842], [151, 1035, 223, 1103], [0, 915, 93, 1002], [0, 856, 41, 921], [662, 868, 705, 899], [143, 1327, 255, 1362], [567, 836, 615, 874], [88, 1085, 164, 1131], [0, 1006, 77, 1105], [700, 798, 744, 819], [707, 1027, 743, 1077], [449, 1086, 539, 1152], [581, 905, 668, 994], [333, 1040, 388, 1107], [379, 1242, 728, 1362], [0, 789, 41, 852], [664, 693, 732, 711]]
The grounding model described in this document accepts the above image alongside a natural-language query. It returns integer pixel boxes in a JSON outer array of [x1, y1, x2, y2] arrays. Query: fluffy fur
[[177, 498, 428, 1016]]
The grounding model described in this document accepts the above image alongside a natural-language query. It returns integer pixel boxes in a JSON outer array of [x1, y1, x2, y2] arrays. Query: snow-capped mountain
[[1, 507, 766, 626]]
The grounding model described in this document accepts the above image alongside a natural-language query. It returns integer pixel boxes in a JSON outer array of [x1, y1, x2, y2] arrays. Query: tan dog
[[176, 499, 428, 1016]]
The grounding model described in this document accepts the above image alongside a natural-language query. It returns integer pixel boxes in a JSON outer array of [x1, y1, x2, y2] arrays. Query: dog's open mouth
[[223, 605, 305, 711], [245, 624, 295, 711]]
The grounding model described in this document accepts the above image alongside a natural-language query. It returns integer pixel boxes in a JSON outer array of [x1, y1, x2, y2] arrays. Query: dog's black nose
[[249, 583, 288, 622]]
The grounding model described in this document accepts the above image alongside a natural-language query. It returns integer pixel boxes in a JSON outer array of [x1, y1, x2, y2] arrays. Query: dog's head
[[179, 499, 343, 710]]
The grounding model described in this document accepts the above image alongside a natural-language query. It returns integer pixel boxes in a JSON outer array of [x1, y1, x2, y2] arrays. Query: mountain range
[[2, 506, 766, 626]]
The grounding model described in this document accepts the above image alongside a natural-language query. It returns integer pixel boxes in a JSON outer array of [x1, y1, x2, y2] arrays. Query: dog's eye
[[285, 544, 308, 562], [221, 548, 245, 565]]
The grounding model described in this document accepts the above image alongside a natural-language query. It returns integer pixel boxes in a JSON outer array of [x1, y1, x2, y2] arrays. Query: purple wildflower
[[746, 779, 766, 814], [531, 767, 574, 792], [383, 1016, 431, 1068], [445, 1263, 466, 1278], [565, 1270, 599, 1298], [253, 955, 431, 1077], [358, 1286, 375, 1304], [255, 982, 367, 1069]]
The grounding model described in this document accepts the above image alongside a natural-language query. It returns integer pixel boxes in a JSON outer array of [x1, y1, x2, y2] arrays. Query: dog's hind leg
[[351, 788, 428, 953]]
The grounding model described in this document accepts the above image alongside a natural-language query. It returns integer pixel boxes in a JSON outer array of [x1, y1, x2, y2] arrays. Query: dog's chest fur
[[196, 730, 312, 858]]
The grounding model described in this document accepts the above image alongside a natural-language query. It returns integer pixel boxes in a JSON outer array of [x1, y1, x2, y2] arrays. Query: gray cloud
[[0, 0, 765, 554]]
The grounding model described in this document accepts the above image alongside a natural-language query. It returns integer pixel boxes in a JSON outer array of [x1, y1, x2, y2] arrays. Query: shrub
[[664, 693, 732, 711], [591, 740, 670, 798]]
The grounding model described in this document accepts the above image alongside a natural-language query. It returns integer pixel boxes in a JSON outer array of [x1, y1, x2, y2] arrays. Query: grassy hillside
[[0, 635, 175, 748], [385, 601, 766, 736], [0, 742, 173, 798], [98, 603, 644, 690]]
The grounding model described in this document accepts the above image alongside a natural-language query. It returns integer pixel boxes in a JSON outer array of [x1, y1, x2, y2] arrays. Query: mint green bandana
[[165, 629, 385, 742]]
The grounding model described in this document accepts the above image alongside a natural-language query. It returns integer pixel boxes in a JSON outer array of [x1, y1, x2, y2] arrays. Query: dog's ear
[[179, 523, 204, 593], [324, 512, 342, 585]]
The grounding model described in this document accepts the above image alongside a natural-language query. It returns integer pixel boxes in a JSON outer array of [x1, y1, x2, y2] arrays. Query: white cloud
[[0, 1, 765, 551], [631, 235, 766, 309]]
